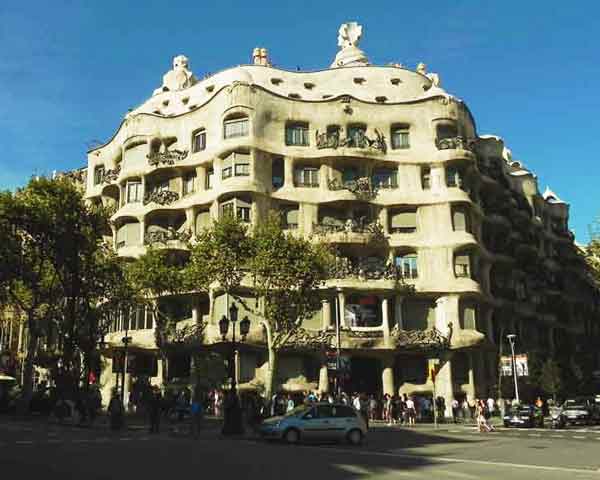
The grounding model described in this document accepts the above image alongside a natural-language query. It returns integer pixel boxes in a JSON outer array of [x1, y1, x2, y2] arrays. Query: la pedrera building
[[85, 23, 599, 413]]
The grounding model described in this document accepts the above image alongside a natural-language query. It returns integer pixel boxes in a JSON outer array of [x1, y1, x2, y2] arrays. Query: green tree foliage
[[0, 177, 131, 410], [248, 212, 334, 396], [126, 248, 186, 351], [539, 358, 562, 400]]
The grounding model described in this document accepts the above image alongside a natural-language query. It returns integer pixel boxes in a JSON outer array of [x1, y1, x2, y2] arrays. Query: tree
[[539, 359, 562, 401], [0, 177, 134, 411], [126, 248, 187, 377], [0, 178, 88, 411], [248, 212, 334, 397]]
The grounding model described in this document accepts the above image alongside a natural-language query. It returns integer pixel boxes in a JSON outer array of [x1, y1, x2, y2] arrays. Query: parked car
[[259, 402, 367, 445], [560, 399, 597, 426], [503, 405, 544, 428]]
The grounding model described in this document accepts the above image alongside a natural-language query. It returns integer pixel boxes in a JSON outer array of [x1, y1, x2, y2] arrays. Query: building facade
[[86, 23, 599, 412]]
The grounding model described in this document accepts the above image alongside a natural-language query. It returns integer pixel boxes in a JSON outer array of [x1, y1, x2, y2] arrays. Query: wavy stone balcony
[[434, 136, 477, 162], [313, 219, 385, 244]]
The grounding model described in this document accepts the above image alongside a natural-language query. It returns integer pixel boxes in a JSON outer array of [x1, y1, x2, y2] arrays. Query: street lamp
[[121, 324, 132, 407], [507, 334, 520, 404], [219, 302, 250, 435]]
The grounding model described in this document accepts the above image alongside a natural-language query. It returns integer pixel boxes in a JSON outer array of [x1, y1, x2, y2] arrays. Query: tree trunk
[[264, 347, 277, 400], [18, 327, 39, 416]]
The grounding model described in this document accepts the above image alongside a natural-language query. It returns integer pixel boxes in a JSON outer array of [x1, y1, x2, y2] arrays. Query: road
[[1, 417, 599, 479]]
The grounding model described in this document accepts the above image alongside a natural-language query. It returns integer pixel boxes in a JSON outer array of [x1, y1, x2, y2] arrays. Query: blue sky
[[1, 1, 599, 242]]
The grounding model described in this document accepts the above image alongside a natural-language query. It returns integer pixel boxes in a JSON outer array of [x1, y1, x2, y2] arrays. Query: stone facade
[[86, 24, 599, 413]]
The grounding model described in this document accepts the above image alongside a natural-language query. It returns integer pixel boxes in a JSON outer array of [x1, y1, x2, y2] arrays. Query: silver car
[[259, 402, 367, 445]]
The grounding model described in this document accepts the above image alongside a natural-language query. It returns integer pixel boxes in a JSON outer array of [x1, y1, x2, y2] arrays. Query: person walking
[[108, 390, 124, 431], [190, 388, 204, 439], [148, 387, 162, 434], [405, 396, 416, 426], [451, 398, 459, 423]]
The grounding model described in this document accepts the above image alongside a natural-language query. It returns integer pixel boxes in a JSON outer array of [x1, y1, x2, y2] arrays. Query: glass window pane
[[193, 130, 206, 152]]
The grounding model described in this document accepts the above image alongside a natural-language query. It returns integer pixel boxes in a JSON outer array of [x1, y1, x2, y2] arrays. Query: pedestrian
[[359, 393, 369, 429], [487, 396, 495, 417], [451, 398, 459, 423], [405, 396, 416, 426], [108, 390, 124, 431], [286, 394, 295, 413], [149, 387, 162, 434], [190, 388, 204, 439]]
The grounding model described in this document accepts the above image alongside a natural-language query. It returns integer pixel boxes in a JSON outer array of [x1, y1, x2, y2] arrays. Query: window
[[452, 206, 470, 232], [221, 202, 234, 218], [316, 405, 334, 418], [206, 167, 214, 189], [116, 221, 140, 248], [446, 166, 462, 188], [222, 152, 250, 180], [285, 122, 309, 146], [395, 254, 418, 279], [437, 123, 458, 140], [345, 294, 382, 327], [342, 167, 359, 185], [183, 173, 196, 196], [454, 253, 471, 278], [192, 128, 206, 152], [421, 166, 431, 190], [145, 309, 154, 329], [126, 181, 142, 203], [94, 165, 105, 185], [223, 115, 249, 139], [294, 167, 319, 187], [461, 304, 478, 330], [235, 163, 250, 176], [373, 168, 397, 189], [237, 206, 251, 222], [391, 125, 410, 149], [272, 157, 284, 189], [220, 198, 251, 223], [390, 210, 417, 234], [283, 208, 299, 229], [347, 124, 367, 147], [195, 210, 211, 234]]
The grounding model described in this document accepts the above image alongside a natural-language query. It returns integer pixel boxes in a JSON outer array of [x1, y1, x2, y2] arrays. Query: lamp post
[[334, 287, 343, 398], [507, 334, 520, 404], [219, 302, 250, 435], [121, 324, 132, 407]]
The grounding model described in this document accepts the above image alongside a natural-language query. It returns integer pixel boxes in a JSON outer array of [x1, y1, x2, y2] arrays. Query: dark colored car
[[503, 405, 544, 428]]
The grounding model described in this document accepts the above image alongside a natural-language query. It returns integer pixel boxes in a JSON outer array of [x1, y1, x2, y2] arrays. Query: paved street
[[1, 417, 600, 479]]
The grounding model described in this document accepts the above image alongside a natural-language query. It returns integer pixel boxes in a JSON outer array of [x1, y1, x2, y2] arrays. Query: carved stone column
[[337, 290, 346, 327], [318, 364, 329, 394], [321, 299, 332, 330], [319, 162, 328, 191], [394, 296, 404, 329], [284, 156, 294, 188], [382, 357, 395, 396], [196, 165, 207, 192], [381, 297, 390, 344], [435, 354, 455, 418], [139, 218, 145, 246], [466, 352, 476, 401], [379, 207, 389, 235]]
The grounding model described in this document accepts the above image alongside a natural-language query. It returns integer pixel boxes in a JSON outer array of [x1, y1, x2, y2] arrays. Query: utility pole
[[507, 334, 520, 403]]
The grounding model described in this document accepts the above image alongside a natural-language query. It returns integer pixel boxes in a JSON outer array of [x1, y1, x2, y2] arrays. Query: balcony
[[143, 189, 179, 206], [315, 129, 387, 153], [435, 136, 474, 151], [313, 218, 385, 244], [147, 149, 189, 168], [330, 256, 401, 281], [144, 227, 191, 246], [328, 177, 378, 201]]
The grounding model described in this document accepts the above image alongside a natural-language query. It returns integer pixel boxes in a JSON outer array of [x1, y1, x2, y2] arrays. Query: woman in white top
[[405, 397, 416, 426]]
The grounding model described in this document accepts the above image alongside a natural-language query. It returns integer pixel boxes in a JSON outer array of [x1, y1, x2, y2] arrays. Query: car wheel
[[284, 428, 300, 445], [347, 429, 363, 446]]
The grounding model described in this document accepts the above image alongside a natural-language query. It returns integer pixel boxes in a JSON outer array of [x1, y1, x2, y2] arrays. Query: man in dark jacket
[[149, 387, 162, 434]]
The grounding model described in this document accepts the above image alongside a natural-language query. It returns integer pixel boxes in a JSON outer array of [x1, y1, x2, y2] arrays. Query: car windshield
[[284, 404, 311, 417]]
